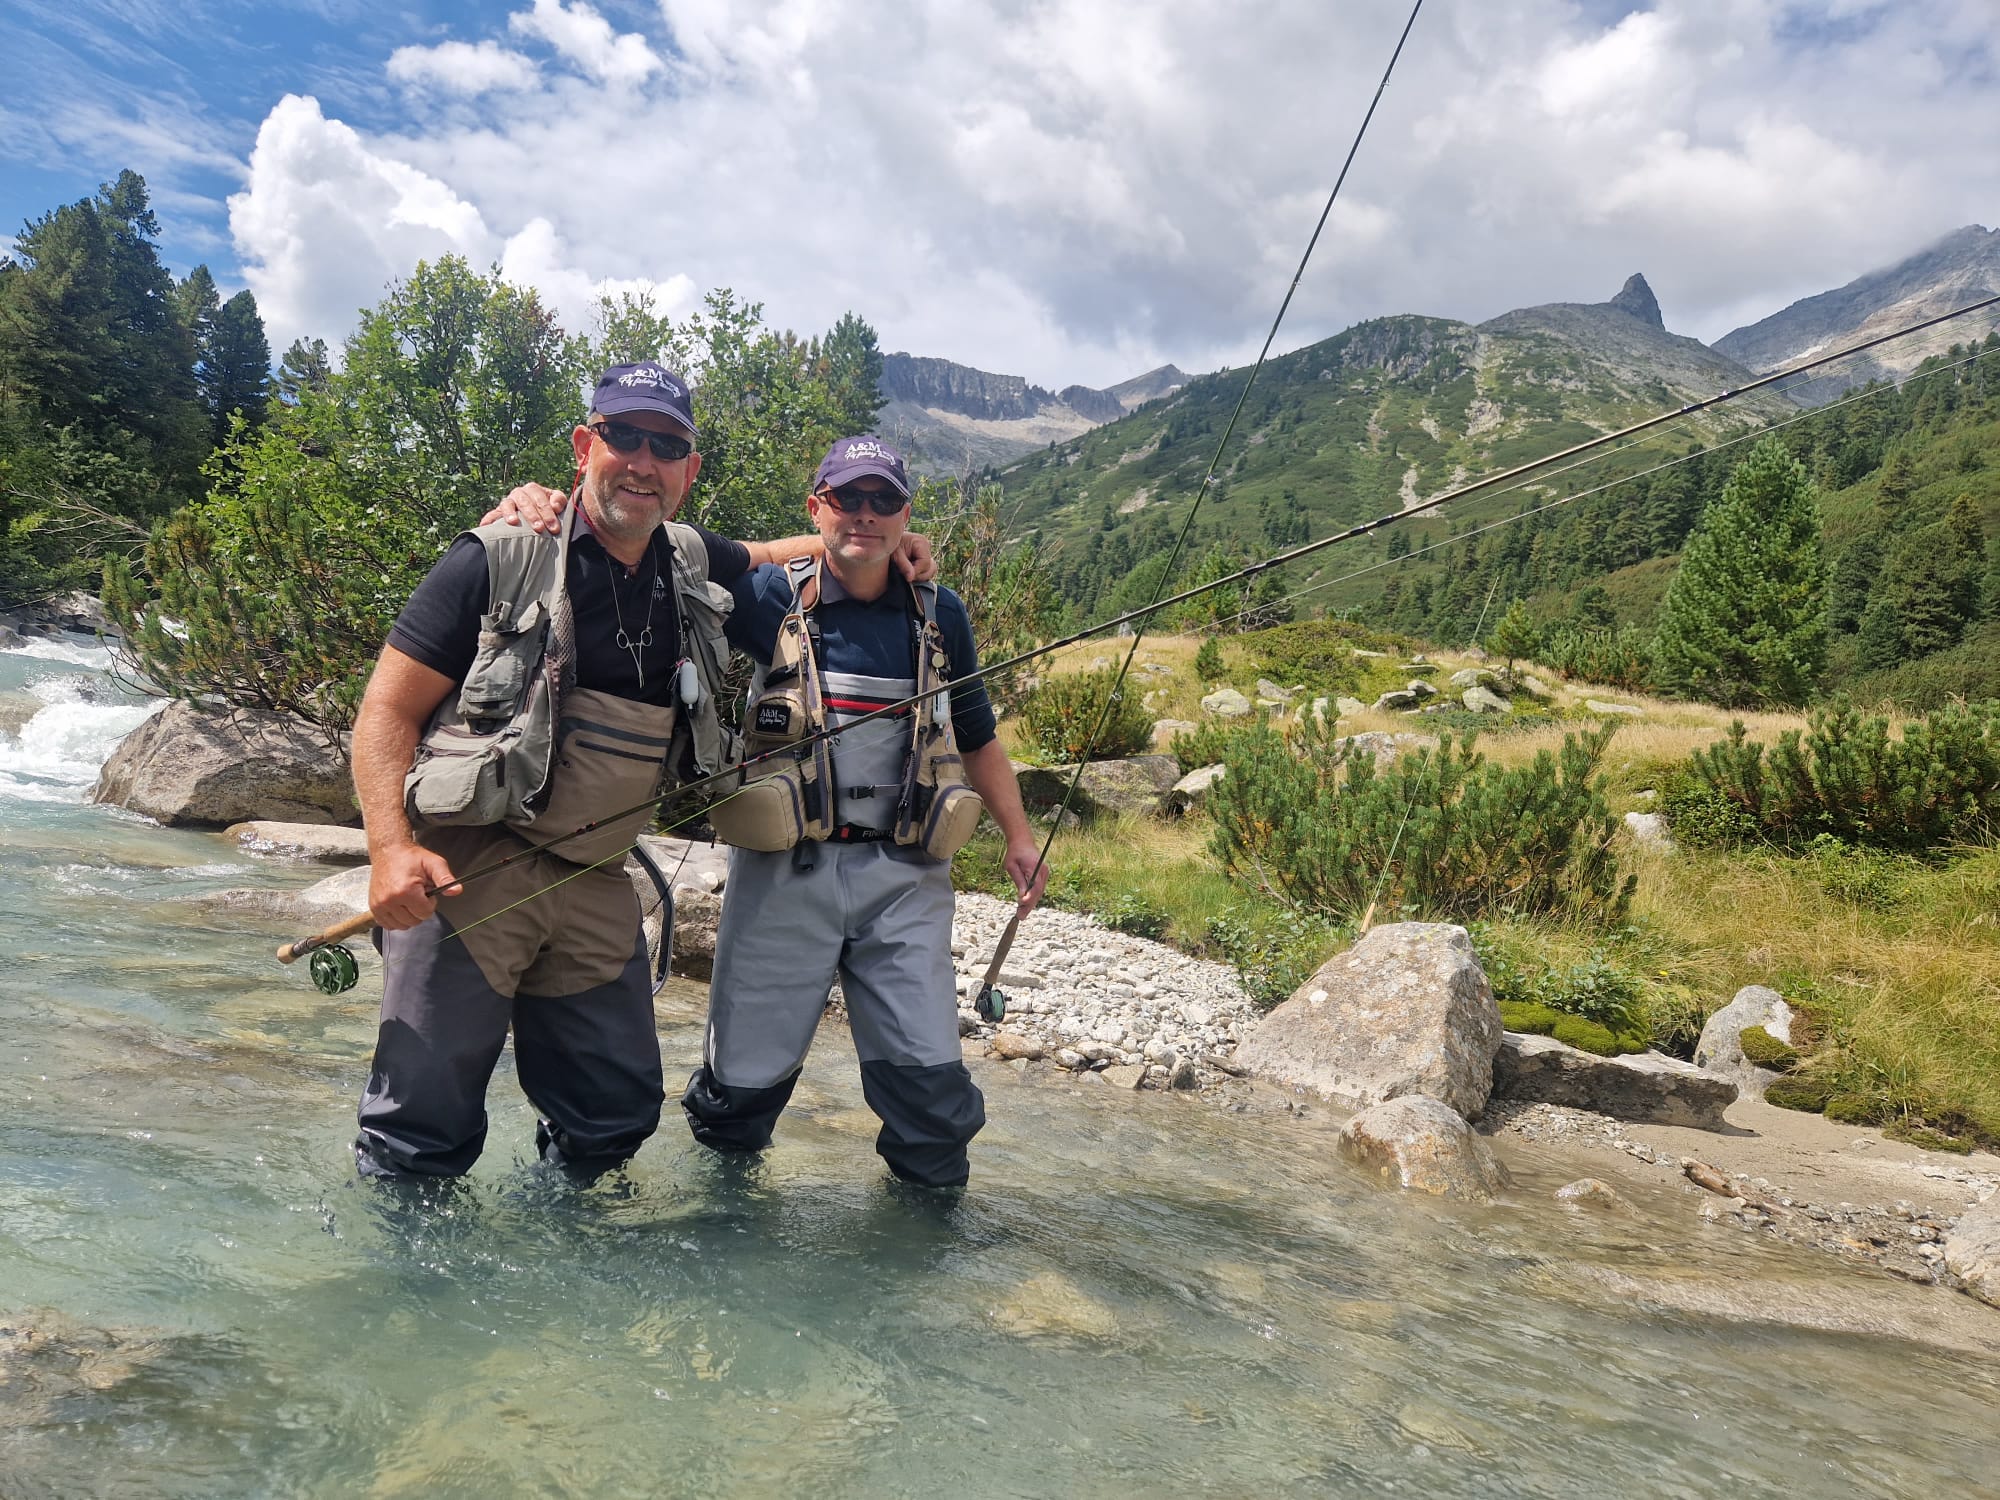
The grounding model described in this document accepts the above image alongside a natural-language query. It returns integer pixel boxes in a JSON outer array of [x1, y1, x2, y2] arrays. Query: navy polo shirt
[[389, 514, 751, 706], [725, 564, 998, 752]]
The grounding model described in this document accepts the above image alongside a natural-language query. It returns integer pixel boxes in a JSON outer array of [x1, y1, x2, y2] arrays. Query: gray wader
[[681, 839, 984, 1188], [355, 824, 665, 1178]]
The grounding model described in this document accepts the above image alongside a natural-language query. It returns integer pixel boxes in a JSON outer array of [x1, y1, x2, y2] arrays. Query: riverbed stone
[[1101, 1063, 1147, 1090], [1336, 1095, 1510, 1202], [1694, 986, 1794, 1099], [1492, 1032, 1738, 1130], [224, 821, 371, 863], [1555, 1177, 1635, 1212], [93, 700, 356, 827], [1234, 922, 1502, 1118], [203, 862, 373, 927], [1944, 1201, 2000, 1308], [660, 885, 721, 979], [992, 1031, 1046, 1062], [989, 1272, 1119, 1340]]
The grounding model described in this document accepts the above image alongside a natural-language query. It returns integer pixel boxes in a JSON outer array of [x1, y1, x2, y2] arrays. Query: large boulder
[[93, 701, 355, 827], [1373, 689, 1421, 712], [1337, 1095, 1511, 1202], [1200, 686, 1253, 718], [1694, 985, 1794, 1099], [1461, 685, 1513, 715], [657, 885, 722, 979], [1945, 1199, 2000, 1309], [1333, 732, 1438, 767], [1013, 755, 1181, 818], [200, 863, 373, 928], [1150, 717, 1197, 748], [1491, 1032, 1738, 1130], [1235, 922, 1502, 1118]]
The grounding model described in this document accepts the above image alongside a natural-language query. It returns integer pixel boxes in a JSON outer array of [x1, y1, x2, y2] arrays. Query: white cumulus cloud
[[387, 40, 541, 96], [510, 0, 662, 85]]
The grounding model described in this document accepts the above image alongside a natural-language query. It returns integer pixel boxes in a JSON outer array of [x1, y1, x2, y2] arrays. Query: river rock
[[1101, 1063, 1148, 1090], [1554, 1177, 1634, 1212], [1491, 1032, 1738, 1129], [632, 834, 730, 893], [1462, 685, 1512, 714], [1201, 687, 1253, 718], [1944, 1201, 2000, 1308], [989, 1272, 1119, 1340], [992, 1031, 1046, 1062], [203, 863, 373, 926], [93, 701, 356, 827], [1336, 1095, 1510, 1202], [224, 821, 371, 863], [1693, 986, 1794, 1099], [1234, 922, 1502, 1118], [1163, 763, 1226, 816], [660, 885, 721, 979]]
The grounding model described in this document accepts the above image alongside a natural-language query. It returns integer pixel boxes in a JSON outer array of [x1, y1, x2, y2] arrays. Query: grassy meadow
[[963, 628, 2000, 1150]]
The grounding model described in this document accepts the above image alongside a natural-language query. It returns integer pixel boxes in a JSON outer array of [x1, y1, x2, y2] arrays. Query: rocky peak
[[1608, 274, 1663, 330]]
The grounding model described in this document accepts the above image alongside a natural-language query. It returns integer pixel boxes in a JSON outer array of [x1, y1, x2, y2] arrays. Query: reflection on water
[[5, 646, 2000, 1497]]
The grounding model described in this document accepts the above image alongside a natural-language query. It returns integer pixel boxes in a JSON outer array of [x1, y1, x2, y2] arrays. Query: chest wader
[[707, 559, 985, 863], [402, 502, 738, 869]]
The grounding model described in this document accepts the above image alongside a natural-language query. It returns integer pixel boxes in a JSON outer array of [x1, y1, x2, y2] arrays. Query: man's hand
[[481, 483, 568, 533], [368, 842, 462, 930], [893, 531, 937, 583], [1001, 833, 1050, 915]]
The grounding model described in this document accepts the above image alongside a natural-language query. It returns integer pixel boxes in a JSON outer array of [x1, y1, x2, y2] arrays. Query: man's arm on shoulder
[[352, 645, 463, 929]]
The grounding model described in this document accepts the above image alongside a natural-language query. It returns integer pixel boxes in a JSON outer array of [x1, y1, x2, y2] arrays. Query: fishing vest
[[706, 557, 985, 860], [402, 500, 739, 867]]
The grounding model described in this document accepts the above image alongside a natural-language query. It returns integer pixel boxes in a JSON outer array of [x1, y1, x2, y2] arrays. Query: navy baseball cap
[[814, 436, 910, 499], [592, 361, 697, 437]]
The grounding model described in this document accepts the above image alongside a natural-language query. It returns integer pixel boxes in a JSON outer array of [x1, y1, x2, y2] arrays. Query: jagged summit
[[1608, 274, 1663, 330]]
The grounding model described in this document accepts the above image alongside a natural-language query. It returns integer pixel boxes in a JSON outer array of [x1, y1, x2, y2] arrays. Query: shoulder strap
[[467, 500, 573, 628]]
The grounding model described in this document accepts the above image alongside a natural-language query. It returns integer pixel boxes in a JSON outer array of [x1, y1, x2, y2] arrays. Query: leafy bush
[[1803, 834, 1912, 910], [1672, 700, 2000, 853], [1233, 618, 1384, 690], [1094, 890, 1170, 941], [1207, 717, 1634, 924], [1203, 905, 1344, 1010], [1016, 668, 1155, 762], [1540, 954, 1646, 1033], [1656, 769, 1757, 849], [1541, 624, 1654, 692], [1168, 720, 1248, 775]]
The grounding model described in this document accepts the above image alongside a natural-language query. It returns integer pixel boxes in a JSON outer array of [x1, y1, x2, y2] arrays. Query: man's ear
[[571, 425, 594, 466]]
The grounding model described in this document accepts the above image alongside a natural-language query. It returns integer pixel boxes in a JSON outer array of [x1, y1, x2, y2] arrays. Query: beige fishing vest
[[706, 558, 985, 859], [402, 501, 738, 867]]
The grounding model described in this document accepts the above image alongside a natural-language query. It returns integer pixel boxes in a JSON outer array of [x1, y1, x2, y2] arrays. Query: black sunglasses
[[591, 420, 693, 462], [822, 484, 909, 517]]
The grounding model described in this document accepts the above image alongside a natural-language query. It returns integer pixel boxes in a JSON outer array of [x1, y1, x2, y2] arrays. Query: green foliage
[[1495, 999, 1645, 1057], [1540, 623, 1653, 691], [1484, 597, 1541, 669], [916, 478, 1055, 693], [1016, 668, 1155, 762], [1206, 717, 1634, 924], [1093, 889, 1171, 941], [1193, 636, 1224, 683], [1653, 437, 1827, 707], [1738, 1024, 1799, 1069], [1202, 905, 1344, 1010], [1764, 1072, 1838, 1113], [1232, 617, 1384, 688], [1671, 701, 2000, 853], [1168, 719, 1242, 775], [1803, 833, 1913, 910]]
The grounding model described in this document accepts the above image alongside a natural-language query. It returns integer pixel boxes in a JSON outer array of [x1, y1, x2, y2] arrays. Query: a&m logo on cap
[[841, 439, 891, 461], [617, 367, 685, 398]]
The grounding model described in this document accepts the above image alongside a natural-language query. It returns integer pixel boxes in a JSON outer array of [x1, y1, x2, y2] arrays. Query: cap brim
[[592, 393, 697, 438], [816, 460, 910, 498]]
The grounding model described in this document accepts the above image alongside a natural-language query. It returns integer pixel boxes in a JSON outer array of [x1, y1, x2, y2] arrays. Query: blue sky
[[3, 1, 1996, 388]]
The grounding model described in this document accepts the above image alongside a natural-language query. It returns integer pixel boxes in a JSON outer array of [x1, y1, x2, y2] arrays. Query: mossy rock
[[1763, 1073, 1837, 1113], [1824, 1091, 1885, 1125], [1549, 1015, 1648, 1057], [1737, 1024, 1800, 1070], [1882, 1119, 1974, 1155], [1499, 1000, 1563, 1036]]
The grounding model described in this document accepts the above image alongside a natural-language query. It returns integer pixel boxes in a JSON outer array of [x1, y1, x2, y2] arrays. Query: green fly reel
[[974, 983, 1007, 1023], [307, 944, 361, 996]]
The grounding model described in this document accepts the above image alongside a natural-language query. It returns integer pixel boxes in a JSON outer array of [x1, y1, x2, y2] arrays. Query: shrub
[[1169, 720, 1249, 775], [1232, 618, 1378, 690], [1203, 905, 1344, 1010], [1094, 889, 1170, 941], [1656, 770, 1757, 849], [1016, 667, 1155, 762], [1765, 1072, 1838, 1112], [1541, 624, 1654, 692], [1672, 700, 2000, 853], [1208, 718, 1634, 924], [1539, 954, 1646, 1034], [1193, 637, 1224, 683], [1803, 834, 1912, 910]]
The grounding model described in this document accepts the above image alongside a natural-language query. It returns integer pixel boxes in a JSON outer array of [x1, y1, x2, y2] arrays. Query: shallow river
[[3, 643, 1998, 1498]]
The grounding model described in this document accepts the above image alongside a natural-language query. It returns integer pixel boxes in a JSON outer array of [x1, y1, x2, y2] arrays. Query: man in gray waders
[[687, 436, 1049, 1188], [348, 365, 932, 1179]]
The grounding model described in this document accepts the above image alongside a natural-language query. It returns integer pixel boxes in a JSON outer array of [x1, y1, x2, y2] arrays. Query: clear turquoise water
[[4, 644, 1999, 1498]]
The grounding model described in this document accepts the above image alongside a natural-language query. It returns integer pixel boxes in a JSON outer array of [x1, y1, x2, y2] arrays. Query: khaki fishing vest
[[402, 500, 739, 866], [706, 558, 985, 859]]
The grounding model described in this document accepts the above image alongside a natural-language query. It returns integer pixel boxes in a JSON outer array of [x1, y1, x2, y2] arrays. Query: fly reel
[[307, 944, 361, 995], [973, 983, 1007, 1023]]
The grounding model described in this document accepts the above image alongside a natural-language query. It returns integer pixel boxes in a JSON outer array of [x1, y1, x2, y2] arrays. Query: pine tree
[[201, 289, 271, 440], [1652, 437, 1827, 707], [1486, 597, 1540, 671]]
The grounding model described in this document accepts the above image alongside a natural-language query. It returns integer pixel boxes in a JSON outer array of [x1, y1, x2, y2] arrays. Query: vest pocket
[[513, 689, 676, 866], [406, 724, 519, 825], [917, 782, 985, 860], [708, 768, 808, 852], [458, 602, 546, 724]]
